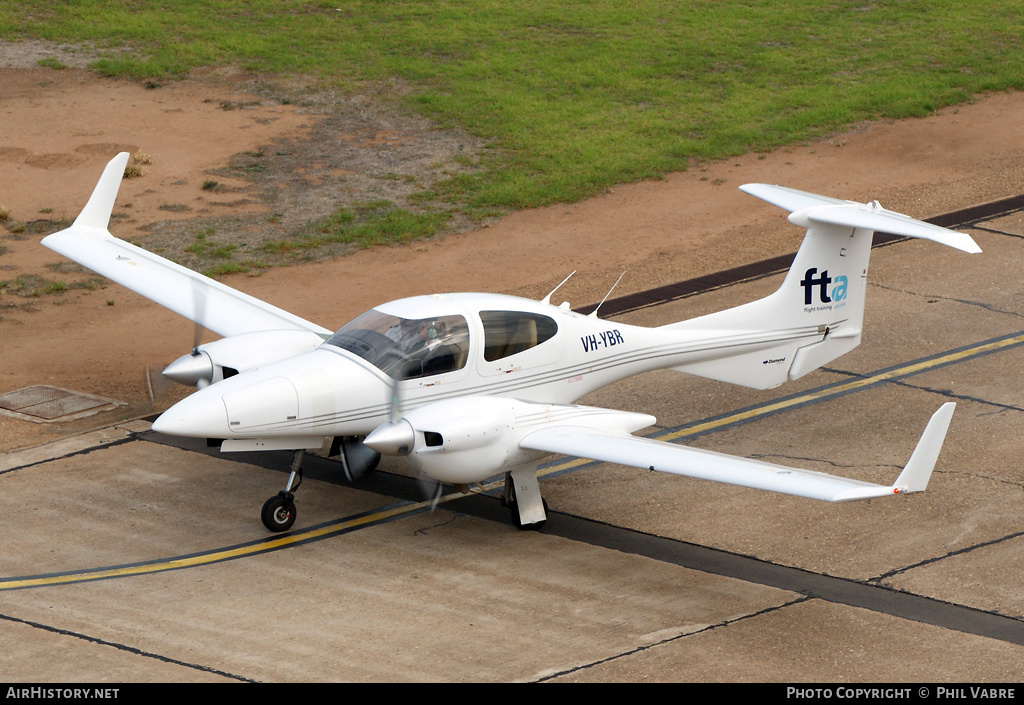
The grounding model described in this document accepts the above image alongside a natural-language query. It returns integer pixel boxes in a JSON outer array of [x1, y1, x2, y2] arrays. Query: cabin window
[[325, 310, 470, 379], [480, 311, 557, 362]]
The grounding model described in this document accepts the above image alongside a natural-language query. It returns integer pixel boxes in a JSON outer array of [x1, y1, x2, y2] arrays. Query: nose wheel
[[261, 449, 304, 532], [261, 492, 296, 532]]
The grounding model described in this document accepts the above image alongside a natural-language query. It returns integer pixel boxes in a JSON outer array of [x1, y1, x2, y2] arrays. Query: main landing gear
[[261, 449, 304, 532], [501, 463, 548, 530]]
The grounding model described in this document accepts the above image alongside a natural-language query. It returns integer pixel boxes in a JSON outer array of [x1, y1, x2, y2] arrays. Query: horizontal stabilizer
[[741, 183, 981, 254], [520, 403, 955, 503], [739, 183, 851, 213]]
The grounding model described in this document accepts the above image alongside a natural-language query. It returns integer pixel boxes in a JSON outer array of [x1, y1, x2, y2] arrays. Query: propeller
[[144, 362, 178, 404], [159, 276, 216, 388], [161, 349, 214, 387], [191, 273, 209, 353], [418, 473, 444, 511], [364, 347, 442, 507], [365, 349, 415, 454]]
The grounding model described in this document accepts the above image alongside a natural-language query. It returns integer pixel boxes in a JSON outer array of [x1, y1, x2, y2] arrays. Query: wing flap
[[521, 403, 955, 503]]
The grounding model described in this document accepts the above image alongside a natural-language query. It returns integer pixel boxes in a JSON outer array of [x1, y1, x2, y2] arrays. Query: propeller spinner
[[364, 419, 415, 456], [162, 349, 216, 388]]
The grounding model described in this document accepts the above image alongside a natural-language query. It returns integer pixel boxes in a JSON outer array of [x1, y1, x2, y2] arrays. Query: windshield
[[325, 310, 470, 379]]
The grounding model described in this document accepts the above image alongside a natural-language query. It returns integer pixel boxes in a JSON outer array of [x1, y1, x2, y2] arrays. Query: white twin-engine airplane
[[43, 153, 978, 532]]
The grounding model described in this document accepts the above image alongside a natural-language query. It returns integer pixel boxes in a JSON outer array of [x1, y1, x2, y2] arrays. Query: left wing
[[41, 153, 331, 338], [520, 403, 955, 502]]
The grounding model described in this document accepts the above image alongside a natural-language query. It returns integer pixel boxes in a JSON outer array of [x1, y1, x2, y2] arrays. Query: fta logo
[[800, 268, 848, 305]]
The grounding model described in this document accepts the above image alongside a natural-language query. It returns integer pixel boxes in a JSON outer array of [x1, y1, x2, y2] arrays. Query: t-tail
[[665, 184, 981, 389]]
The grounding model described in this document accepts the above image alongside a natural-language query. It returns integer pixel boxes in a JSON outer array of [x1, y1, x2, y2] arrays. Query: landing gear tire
[[262, 493, 297, 532]]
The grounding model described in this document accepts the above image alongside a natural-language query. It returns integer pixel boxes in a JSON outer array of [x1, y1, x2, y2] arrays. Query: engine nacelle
[[401, 397, 521, 485], [163, 329, 326, 388], [363, 396, 657, 487]]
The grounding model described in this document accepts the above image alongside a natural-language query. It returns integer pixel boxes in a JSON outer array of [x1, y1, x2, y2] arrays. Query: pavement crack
[[821, 370, 1024, 418], [0, 435, 139, 476], [413, 513, 461, 535], [0, 610, 257, 682], [870, 531, 1024, 605], [887, 379, 1024, 414], [532, 595, 812, 682], [870, 281, 1024, 320]]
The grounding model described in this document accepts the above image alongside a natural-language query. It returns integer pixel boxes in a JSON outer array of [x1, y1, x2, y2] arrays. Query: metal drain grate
[[0, 385, 121, 423]]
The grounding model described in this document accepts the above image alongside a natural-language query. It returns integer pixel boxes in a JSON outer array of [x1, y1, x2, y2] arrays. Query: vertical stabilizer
[[664, 184, 980, 389]]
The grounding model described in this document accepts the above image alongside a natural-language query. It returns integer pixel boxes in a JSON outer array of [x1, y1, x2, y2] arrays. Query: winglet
[[42, 153, 332, 338], [72, 152, 130, 231], [892, 402, 956, 494]]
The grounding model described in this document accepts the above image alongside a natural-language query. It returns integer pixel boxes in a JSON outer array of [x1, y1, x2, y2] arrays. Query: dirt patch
[[142, 83, 489, 272], [0, 62, 488, 275], [3, 50, 1024, 452]]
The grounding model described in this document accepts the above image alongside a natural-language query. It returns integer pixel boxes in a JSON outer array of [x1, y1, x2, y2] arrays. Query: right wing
[[41, 153, 331, 339], [520, 403, 955, 502]]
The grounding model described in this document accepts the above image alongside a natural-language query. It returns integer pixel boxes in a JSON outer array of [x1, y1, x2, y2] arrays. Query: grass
[[3, 0, 1023, 242], [36, 56, 64, 70], [262, 200, 449, 257], [0, 273, 103, 297], [184, 228, 236, 259], [201, 260, 270, 277]]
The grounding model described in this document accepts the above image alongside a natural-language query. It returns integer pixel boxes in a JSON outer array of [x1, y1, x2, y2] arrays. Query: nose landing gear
[[261, 449, 304, 532]]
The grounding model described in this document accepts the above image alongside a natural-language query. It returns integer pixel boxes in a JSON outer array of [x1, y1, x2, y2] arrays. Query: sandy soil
[[3, 63, 1024, 451]]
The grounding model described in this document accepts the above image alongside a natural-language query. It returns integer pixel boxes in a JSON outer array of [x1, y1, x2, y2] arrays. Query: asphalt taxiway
[[1, 212, 1023, 682]]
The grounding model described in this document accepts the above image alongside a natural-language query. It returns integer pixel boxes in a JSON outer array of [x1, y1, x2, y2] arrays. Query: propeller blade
[[368, 347, 444, 509], [145, 363, 177, 403], [192, 274, 209, 352], [418, 473, 443, 511], [389, 372, 402, 424], [159, 277, 216, 389]]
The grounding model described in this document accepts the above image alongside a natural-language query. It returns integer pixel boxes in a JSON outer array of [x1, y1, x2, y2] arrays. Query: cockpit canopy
[[325, 304, 560, 380], [325, 310, 470, 379]]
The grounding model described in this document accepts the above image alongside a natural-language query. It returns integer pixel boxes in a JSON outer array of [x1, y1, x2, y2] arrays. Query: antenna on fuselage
[[541, 271, 576, 306], [588, 270, 626, 318]]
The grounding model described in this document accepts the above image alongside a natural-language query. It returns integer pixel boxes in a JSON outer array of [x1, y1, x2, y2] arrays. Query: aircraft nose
[[152, 390, 230, 438]]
